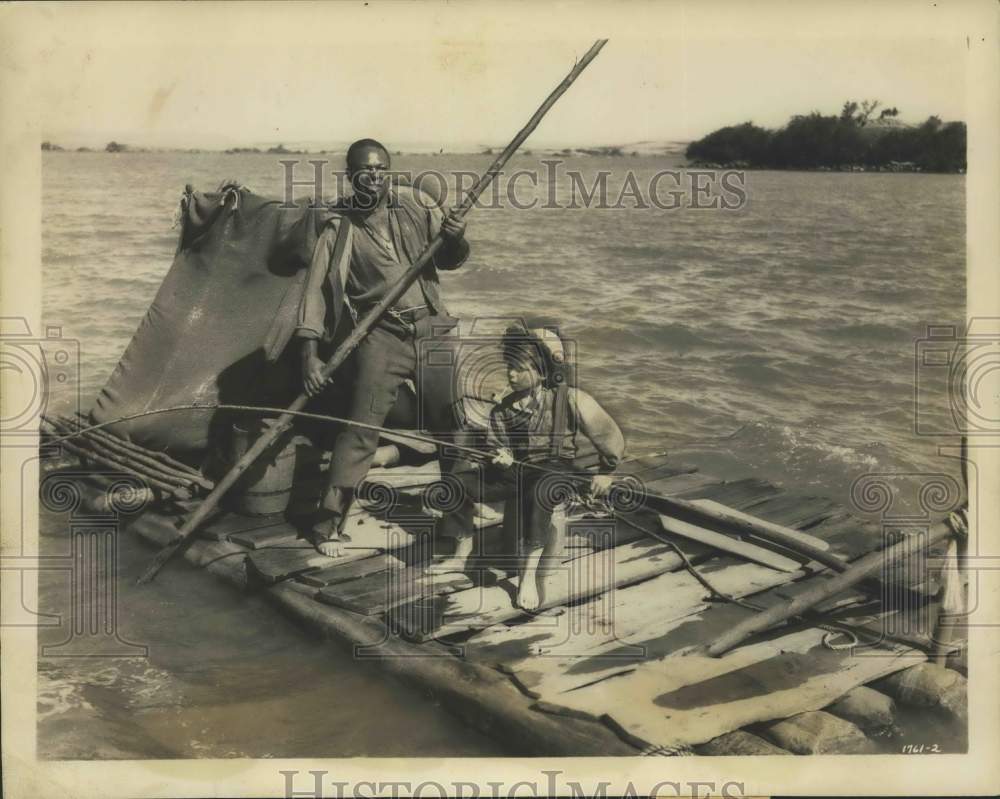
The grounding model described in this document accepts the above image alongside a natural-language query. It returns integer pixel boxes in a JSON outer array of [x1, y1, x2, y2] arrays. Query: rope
[[616, 512, 868, 651], [639, 743, 695, 757], [44, 402, 669, 486], [50, 402, 876, 650], [616, 513, 761, 611]]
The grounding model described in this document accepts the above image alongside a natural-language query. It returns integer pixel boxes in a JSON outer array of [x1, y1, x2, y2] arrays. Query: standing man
[[295, 138, 470, 556]]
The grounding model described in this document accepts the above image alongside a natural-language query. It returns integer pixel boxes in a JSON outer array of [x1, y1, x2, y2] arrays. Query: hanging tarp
[[90, 187, 330, 455]]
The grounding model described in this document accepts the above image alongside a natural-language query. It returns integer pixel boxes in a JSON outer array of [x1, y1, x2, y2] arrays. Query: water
[[36, 510, 502, 759], [39, 152, 964, 757]]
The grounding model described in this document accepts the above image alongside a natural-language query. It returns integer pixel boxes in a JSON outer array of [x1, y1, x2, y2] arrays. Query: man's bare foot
[[309, 520, 350, 558], [516, 576, 540, 612], [426, 536, 473, 574]]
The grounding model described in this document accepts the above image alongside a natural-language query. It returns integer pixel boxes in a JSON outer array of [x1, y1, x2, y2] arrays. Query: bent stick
[[705, 519, 953, 657], [137, 39, 609, 584]]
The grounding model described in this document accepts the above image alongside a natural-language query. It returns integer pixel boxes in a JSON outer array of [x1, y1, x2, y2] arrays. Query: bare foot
[[310, 520, 350, 558], [315, 538, 345, 558], [516, 577, 540, 612], [427, 536, 474, 575], [426, 557, 467, 574], [472, 502, 503, 526]]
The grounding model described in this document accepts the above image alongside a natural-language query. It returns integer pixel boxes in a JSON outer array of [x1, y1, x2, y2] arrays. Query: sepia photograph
[[2, 2, 998, 797]]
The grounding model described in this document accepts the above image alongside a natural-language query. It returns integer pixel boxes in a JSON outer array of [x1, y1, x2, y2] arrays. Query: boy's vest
[[496, 384, 577, 463]]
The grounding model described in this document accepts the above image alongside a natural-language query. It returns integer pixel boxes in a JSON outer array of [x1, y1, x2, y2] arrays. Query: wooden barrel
[[228, 420, 296, 516]]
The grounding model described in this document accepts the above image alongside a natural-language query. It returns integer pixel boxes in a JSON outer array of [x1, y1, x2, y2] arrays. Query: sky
[[12, 1, 976, 151]]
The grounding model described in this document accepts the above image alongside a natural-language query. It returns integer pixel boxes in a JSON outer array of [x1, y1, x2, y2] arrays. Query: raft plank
[[658, 514, 802, 572], [683, 477, 782, 510], [316, 566, 475, 615], [477, 560, 800, 697], [194, 509, 287, 542], [229, 525, 299, 549], [476, 537, 900, 701], [340, 511, 418, 551], [618, 454, 693, 483], [296, 552, 406, 588], [643, 471, 719, 498], [391, 535, 713, 643], [536, 617, 924, 750], [741, 492, 839, 529], [241, 505, 417, 584], [804, 513, 884, 563], [248, 541, 380, 584], [689, 499, 832, 551], [566, 508, 661, 551]]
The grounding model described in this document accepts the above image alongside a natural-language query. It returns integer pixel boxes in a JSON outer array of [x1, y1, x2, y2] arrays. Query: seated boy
[[433, 322, 626, 611]]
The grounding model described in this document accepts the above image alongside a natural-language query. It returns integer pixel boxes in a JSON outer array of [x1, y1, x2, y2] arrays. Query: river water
[[38, 152, 965, 757]]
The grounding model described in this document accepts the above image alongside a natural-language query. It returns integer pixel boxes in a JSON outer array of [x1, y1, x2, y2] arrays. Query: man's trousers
[[319, 320, 466, 513]]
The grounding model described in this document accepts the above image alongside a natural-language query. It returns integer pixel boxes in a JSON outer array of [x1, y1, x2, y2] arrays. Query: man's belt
[[386, 305, 430, 323], [361, 304, 431, 338]]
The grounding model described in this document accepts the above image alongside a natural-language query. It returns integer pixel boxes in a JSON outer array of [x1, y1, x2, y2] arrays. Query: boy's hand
[[589, 474, 615, 498], [491, 448, 514, 468]]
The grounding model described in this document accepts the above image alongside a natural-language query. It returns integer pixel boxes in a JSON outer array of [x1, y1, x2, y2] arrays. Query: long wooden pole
[[658, 495, 849, 573], [137, 40, 609, 585], [705, 519, 953, 657]]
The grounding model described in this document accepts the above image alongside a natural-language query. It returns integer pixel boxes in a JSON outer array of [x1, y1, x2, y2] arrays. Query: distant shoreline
[[39, 149, 969, 175], [687, 160, 965, 175], [39, 141, 689, 159]]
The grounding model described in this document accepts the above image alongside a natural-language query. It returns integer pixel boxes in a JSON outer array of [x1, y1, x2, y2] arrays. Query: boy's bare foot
[[427, 557, 466, 574], [426, 535, 473, 575], [472, 502, 503, 527], [516, 577, 540, 612], [315, 537, 345, 558]]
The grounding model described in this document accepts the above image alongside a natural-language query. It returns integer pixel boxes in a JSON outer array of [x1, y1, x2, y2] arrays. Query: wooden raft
[[112, 451, 944, 754]]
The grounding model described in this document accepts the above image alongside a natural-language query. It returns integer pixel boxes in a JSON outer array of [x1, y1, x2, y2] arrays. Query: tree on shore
[[105, 141, 127, 153], [686, 101, 965, 172]]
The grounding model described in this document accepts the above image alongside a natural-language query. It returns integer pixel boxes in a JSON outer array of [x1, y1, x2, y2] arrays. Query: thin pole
[[705, 520, 954, 657], [137, 40, 609, 584]]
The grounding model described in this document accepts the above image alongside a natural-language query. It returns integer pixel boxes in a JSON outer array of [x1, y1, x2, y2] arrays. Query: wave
[[816, 321, 908, 343], [585, 321, 716, 351], [669, 420, 891, 502]]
